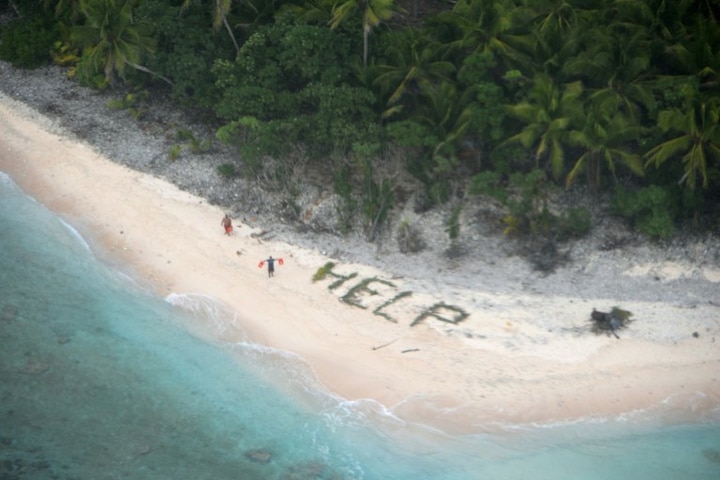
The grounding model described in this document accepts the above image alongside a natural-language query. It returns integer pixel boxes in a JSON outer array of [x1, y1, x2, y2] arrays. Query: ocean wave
[[58, 217, 91, 251], [165, 292, 246, 340]]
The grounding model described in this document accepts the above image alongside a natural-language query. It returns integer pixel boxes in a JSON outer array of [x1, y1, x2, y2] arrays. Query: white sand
[[2, 94, 719, 434]]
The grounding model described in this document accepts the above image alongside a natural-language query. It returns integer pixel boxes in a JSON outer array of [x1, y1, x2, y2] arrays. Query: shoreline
[[2, 92, 719, 434]]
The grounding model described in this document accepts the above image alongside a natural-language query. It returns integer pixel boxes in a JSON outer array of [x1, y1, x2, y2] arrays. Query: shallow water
[[1, 171, 719, 479]]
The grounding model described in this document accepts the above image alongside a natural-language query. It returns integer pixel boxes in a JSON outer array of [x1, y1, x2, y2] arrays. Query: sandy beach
[[2, 92, 719, 434]]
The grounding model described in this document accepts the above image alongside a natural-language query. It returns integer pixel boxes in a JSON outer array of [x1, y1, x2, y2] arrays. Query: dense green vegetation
[[2, 0, 719, 240]]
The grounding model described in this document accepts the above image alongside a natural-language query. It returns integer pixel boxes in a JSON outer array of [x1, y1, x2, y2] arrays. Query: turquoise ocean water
[[1, 171, 719, 479]]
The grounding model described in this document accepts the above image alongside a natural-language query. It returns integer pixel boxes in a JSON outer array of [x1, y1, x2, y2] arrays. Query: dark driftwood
[[250, 230, 272, 239], [249, 230, 275, 243], [372, 338, 398, 351]]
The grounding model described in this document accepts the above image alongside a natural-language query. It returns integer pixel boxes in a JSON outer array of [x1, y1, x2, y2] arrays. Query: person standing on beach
[[265, 256, 275, 278], [221, 214, 233, 235], [258, 256, 283, 278]]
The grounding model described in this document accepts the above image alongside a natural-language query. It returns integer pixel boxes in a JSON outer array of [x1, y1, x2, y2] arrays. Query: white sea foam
[[231, 339, 302, 359], [226, 336, 425, 442], [230, 339, 331, 399], [58, 217, 91, 251], [0, 171, 31, 195], [165, 292, 246, 339], [2, 172, 92, 252], [322, 397, 399, 430]]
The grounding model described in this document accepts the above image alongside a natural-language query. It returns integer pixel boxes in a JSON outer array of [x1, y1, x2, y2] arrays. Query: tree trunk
[[223, 15, 240, 54], [127, 62, 175, 87], [363, 29, 369, 65]]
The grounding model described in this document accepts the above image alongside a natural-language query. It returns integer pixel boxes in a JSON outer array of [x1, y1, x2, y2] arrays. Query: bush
[[168, 144, 182, 161], [472, 170, 592, 242], [397, 220, 425, 253], [212, 17, 374, 159], [135, 0, 232, 108], [468, 171, 509, 203], [557, 206, 592, 239], [445, 205, 462, 240], [333, 164, 357, 233], [0, 16, 58, 68], [217, 163, 237, 179], [364, 177, 395, 241], [503, 169, 553, 236], [613, 185, 677, 238]]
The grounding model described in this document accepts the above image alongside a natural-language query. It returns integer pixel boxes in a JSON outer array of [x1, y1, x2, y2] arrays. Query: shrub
[[107, 92, 147, 119], [503, 169, 553, 236], [364, 177, 395, 241], [0, 16, 58, 68], [135, 0, 231, 108], [557, 206, 592, 239], [613, 185, 676, 238], [359, 157, 395, 241], [468, 171, 509, 203], [211, 17, 373, 159], [473, 170, 592, 242], [397, 220, 425, 253], [445, 205, 462, 240], [176, 129, 212, 154], [333, 165, 356, 233], [217, 163, 237, 179], [168, 144, 182, 161]]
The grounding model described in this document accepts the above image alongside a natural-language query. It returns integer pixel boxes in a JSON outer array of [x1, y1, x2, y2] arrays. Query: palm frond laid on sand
[[590, 307, 633, 339]]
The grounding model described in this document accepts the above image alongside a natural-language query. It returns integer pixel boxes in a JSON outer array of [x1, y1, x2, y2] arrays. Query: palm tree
[[514, 0, 615, 81], [665, 15, 720, 91], [413, 80, 476, 172], [524, 0, 587, 36], [566, 107, 644, 193], [432, 0, 528, 69], [516, 0, 609, 81], [279, 0, 333, 25], [565, 22, 657, 124], [72, 0, 170, 87], [644, 93, 720, 189], [44, 0, 82, 23], [277, 0, 335, 25], [504, 73, 584, 181], [637, 0, 716, 44], [370, 28, 455, 116], [328, 0, 398, 65]]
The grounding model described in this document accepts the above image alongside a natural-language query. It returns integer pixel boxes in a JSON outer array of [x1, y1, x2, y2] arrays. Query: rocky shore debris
[[590, 307, 633, 339]]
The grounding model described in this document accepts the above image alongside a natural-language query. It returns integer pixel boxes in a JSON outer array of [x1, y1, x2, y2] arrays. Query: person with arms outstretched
[[258, 256, 283, 278], [265, 256, 275, 277]]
